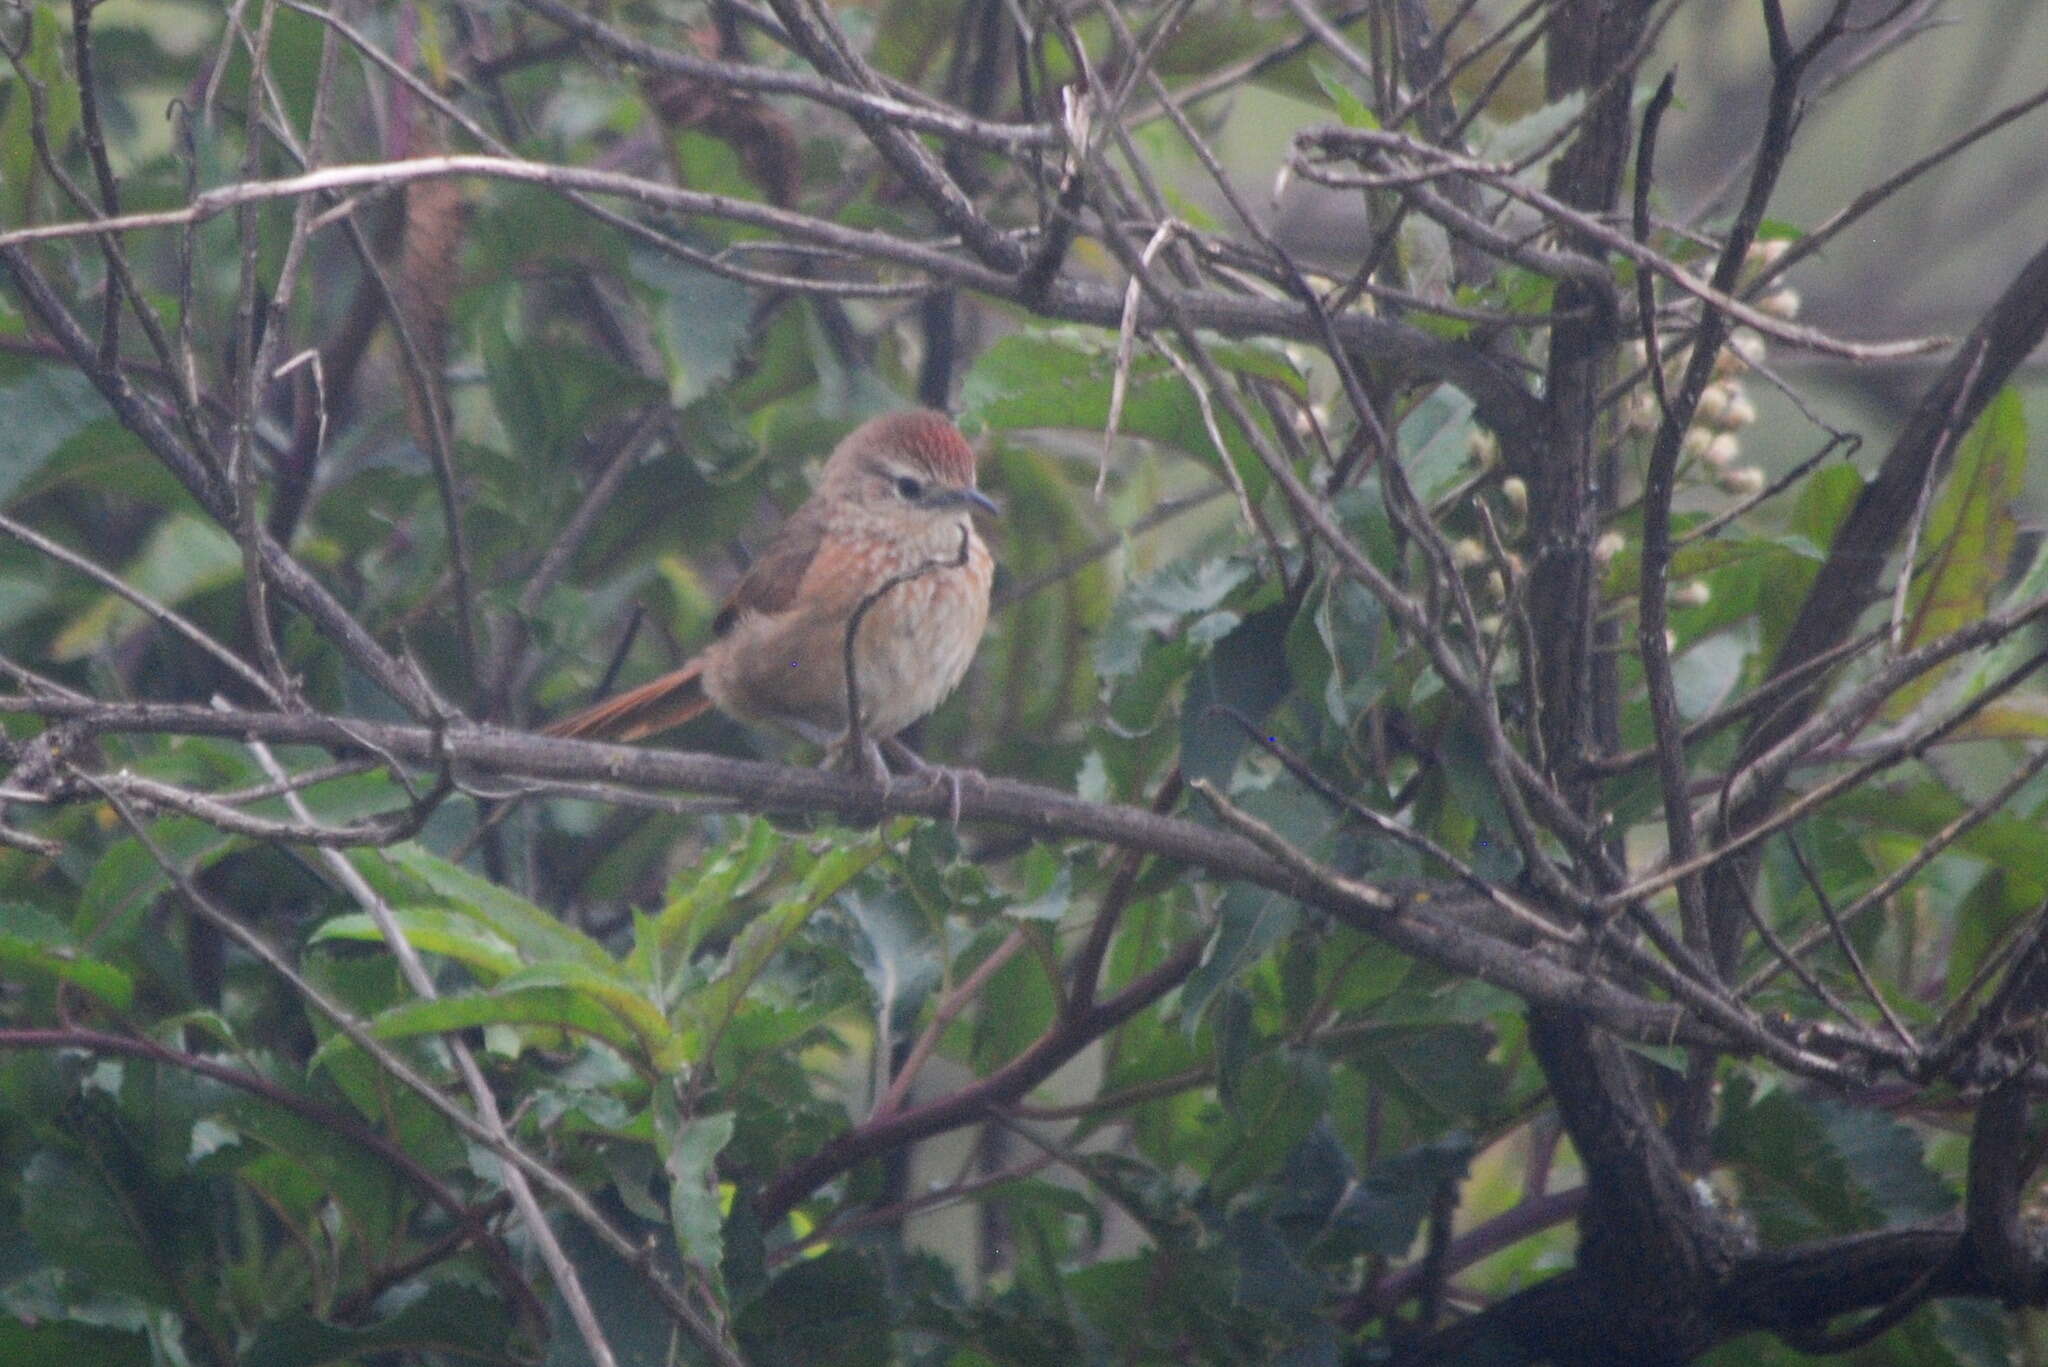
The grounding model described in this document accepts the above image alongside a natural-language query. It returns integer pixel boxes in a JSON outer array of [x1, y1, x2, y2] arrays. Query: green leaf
[[0, 903, 132, 1007], [1309, 62, 1378, 130], [1890, 387, 2024, 715], [1211, 1047, 1330, 1195], [1320, 1133, 1473, 1258], [662, 1105, 736, 1280], [961, 329, 1277, 505], [50, 514, 242, 661], [310, 907, 523, 981], [738, 1249, 890, 1367], [241, 1286, 511, 1367], [692, 832, 893, 1052], [1397, 386, 1478, 505], [367, 986, 639, 1055], [631, 247, 756, 408], [0, 367, 111, 505], [497, 961, 685, 1070], [0, 8, 82, 225], [1478, 92, 1587, 165], [1181, 602, 1294, 785], [376, 844, 614, 969], [634, 819, 781, 981]]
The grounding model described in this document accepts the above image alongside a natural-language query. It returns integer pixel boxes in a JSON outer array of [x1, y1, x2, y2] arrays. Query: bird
[[544, 410, 997, 780]]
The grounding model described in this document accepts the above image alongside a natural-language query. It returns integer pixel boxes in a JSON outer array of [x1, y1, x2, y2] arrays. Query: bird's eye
[[894, 474, 925, 500]]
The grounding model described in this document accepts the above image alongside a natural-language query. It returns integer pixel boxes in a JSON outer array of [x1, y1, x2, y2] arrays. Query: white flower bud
[[1500, 476, 1529, 519], [1452, 537, 1488, 568], [1757, 288, 1801, 320], [1625, 339, 1650, 369], [1694, 384, 1732, 426], [1717, 331, 1766, 377], [1469, 429, 1500, 467], [1594, 530, 1626, 565], [1724, 392, 1757, 429], [1704, 433, 1742, 468], [1719, 465, 1766, 496], [1628, 390, 1660, 432], [1746, 237, 1791, 268], [1673, 580, 1711, 607]]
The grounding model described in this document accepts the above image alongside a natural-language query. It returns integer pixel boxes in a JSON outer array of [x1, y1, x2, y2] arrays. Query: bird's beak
[[936, 487, 1001, 517]]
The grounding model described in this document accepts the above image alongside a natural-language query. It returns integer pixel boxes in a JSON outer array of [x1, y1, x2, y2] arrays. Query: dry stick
[[1785, 835, 1917, 1054], [1292, 127, 1947, 362], [1719, 610, 2048, 825], [505, 0, 1051, 148], [756, 928, 1210, 1223], [85, 776, 742, 1366], [245, 740, 646, 1367], [78, 766, 438, 848], [0, 246, 438, 721], [1579, 631, 1881, 779], [227, 0, 297, 697], [1725, 871, 1887, 1047], [1888, 340, 1988, 656], [1765, 75, 2048, 290], [1133, 65, 1609, 901], [871, 926, 1031, 1121], [1610, 639, 2048, 915], [1065, 768, 1187, 1018], [1745, 738, 2048, 1003], [15, 694, 1835, 1067], [70, 0, 125, 365], [287, 0, 926, 315], [1630, 71, 1711, 961], [1, 20, 206, 448], [757, 0, 1023, 271], [484, 405, 671, 715], [1925, 891, 2048, 1078], [0, 142, 1538, 430], [1211, 709, 1571, 948], [243, 9, 482, 687], [0, 513, 280, 705], [1189, 778, 1860, 1081]]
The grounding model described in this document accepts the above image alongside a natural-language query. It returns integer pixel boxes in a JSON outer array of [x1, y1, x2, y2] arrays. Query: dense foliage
[[2, 0, 2048, 1363]]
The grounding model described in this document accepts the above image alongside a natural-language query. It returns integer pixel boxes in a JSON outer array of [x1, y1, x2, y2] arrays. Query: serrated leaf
[[960, 329, 1274, 505], [663, 1109, 736, 1279]]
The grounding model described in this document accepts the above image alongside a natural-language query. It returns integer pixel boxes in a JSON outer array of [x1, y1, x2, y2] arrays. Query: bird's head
[[820, 411, 999, 524]]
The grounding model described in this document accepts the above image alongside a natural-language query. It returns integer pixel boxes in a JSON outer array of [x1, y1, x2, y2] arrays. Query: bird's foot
[[881, 737, 980, 829], [825, 735, 895, 800]]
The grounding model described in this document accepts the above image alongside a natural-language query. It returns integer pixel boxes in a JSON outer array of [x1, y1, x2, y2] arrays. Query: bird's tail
[[544, 659, 714, 742]]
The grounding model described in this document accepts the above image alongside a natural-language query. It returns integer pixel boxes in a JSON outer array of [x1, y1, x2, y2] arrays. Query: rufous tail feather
[[544, 659, 713, 742]]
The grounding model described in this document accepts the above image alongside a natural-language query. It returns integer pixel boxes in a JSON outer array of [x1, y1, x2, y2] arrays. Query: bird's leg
[[824, 733, 895, 797], [881, 737, 978, 829]]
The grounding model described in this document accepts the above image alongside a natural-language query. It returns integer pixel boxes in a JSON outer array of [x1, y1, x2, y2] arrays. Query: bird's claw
[[881, 738, 978, 830]]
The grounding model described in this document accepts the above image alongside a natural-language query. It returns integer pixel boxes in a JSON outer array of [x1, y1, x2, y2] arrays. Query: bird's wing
[[712, 499, 830, 634]]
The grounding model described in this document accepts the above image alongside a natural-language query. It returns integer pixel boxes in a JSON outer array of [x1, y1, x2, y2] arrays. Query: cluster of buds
[[1623, 240, 1796, 500]]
